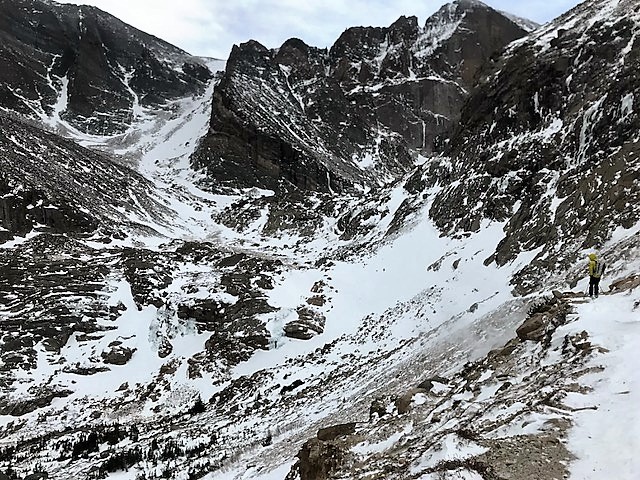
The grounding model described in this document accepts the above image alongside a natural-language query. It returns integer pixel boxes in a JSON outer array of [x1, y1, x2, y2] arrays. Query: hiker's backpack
[[594, 260, 606, 277]]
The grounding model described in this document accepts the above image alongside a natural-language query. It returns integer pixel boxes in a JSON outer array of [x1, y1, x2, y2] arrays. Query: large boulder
[[102, 344, 135, 365], [284, 307, 326, 340]]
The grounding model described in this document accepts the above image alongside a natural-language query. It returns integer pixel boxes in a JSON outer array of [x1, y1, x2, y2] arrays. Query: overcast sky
[[56, 0, 584, 59]]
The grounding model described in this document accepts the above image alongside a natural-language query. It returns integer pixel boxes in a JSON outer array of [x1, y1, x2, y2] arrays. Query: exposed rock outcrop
[[102, 344, 136, 365], [284, 307, 326, 340]]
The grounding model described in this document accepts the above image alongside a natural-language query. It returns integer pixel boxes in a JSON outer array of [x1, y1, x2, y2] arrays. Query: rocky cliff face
[[0, 0, 212, 135], [424, 0, 640, 293], [192, 0, 528, 192]]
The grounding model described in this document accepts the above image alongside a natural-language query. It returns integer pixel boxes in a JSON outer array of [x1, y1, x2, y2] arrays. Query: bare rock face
[[193, 39, 367, 194], [193, 1, 528, 192], [0, 0, 211, 135], [286, 438, 347, 480], [0, 386, 72, 416]]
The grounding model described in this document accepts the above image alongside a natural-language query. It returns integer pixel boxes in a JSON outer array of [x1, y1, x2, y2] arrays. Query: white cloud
[[55, 0, 583, 59]]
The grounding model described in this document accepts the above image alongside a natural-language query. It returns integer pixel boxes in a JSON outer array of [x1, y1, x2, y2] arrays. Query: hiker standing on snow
[[587, 253, 606, 298]]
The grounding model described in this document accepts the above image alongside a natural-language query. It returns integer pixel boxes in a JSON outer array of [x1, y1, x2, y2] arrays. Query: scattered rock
[[102, 345, 135, 365], [281, 379, 304, 395], [157, 338, 173, 358], [478, 434, 572, 480], [551, 290, 584, 299], [62, 365, 110, 376], [395, 387, 428, 414], [369, 397, 390, 420], [284, 307, 326, 340], [159, 360, 179, 376], [311, 281, 326, 293], [516, 300, 570, 344], [489, 338, 520, 359], [306, 295, 326, 306]]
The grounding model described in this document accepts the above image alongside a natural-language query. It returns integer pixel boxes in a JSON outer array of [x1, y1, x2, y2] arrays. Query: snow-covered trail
[[563, 290, 640, 479]]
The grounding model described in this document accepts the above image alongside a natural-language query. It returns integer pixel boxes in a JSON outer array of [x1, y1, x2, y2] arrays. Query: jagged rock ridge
[[193, 0, 528, 192]]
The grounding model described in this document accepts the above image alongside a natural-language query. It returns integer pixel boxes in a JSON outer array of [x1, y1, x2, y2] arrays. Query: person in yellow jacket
[[587, 253, 606, 298]]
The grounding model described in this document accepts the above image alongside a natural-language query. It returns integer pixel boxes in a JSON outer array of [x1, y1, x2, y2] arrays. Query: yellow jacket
[[588, 253, 604, 278]]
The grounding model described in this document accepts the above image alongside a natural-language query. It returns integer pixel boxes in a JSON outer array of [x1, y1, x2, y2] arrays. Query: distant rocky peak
[[413, 3, 468, 60], [278, 38, 311, 56], [454, 0, 489, 10], [429, 0, 490, 22], [227, 40, 272, 72], [499, 11, 541, 32], [274, 37, 322, 68], [387, 15, 420, 44], [329, 25, 387, 64]]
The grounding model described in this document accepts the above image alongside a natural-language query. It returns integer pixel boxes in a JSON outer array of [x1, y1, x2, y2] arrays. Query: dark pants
[[589, 276, 600, 297]]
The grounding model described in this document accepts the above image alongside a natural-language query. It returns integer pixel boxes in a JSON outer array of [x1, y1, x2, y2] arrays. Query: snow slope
[[1, 3, 639, 479], [564, 290, 640, 479], [2, 77, 639, 477]]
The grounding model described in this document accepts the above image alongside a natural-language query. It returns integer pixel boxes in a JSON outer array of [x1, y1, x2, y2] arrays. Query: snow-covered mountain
[[0, 0, 639, 479], [0, 0, 213, 136], [429, 0, 640, 292], [193, 0, 528, 192]]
